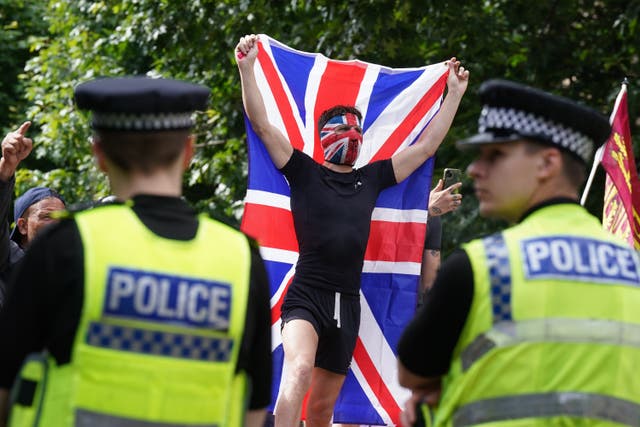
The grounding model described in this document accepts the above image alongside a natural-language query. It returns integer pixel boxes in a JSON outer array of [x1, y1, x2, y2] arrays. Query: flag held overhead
[[240, 34, 448, 424]]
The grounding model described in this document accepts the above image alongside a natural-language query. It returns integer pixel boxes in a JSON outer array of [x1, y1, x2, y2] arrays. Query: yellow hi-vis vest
[[434, 203, 640, 427], [9, 205, 251, 427]]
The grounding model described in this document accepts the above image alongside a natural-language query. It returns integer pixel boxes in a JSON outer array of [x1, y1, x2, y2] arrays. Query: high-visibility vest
[[434, 203, 640, 426], [9, 205, 252, 427]]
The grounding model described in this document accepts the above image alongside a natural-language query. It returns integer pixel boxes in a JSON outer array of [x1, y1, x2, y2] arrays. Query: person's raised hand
[[444, 57, 469, 98], [428, 179, 463, 216], [0, 121, 33, 182], [235, 34, 260, 69]]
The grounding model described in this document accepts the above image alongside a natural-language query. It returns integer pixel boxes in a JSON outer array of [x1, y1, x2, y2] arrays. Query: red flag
[[601, 82, 640, 248]]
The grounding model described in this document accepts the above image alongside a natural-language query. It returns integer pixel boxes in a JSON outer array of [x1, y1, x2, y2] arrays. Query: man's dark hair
[[524, 140, 587, 188], [561, 151, 587, 187], [317, 105, 362, 137], [95, 130, 189, 174]]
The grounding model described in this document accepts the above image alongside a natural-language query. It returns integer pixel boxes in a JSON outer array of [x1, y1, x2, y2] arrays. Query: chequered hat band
[[479, 106, 594, 163], [92, 112, 194, 131]]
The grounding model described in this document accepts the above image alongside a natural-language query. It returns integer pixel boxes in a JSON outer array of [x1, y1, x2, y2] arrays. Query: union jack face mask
[[320, 112, 363, 166]]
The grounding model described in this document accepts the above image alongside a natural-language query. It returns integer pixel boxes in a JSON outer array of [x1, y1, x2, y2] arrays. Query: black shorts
[[281, 283, 360, 375]]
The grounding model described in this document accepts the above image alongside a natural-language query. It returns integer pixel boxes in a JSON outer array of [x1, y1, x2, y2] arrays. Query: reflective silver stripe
[[75, 409, 219, 427], [453, 392, 640, 427], [462, 318, 640, 371]]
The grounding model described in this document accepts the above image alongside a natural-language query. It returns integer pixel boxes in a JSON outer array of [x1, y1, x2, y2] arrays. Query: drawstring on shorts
[[333, 292, 341, 328]]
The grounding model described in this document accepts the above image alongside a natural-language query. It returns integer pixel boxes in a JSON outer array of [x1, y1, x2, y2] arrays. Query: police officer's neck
[[108, 169, 183, 201], [499, 187, 578, 225]]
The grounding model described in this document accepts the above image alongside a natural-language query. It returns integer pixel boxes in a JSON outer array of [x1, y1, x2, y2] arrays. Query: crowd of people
[[0, 32, 638, 427]]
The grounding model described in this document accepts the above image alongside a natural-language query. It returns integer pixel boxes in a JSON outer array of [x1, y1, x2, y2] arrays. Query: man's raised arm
[[0, 122, 33, 278], [392, 58, 469, 183], [235, 34, 293, 169]]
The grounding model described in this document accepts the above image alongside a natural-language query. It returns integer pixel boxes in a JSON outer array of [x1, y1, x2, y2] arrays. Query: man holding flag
[[236, 34, 469, 426]]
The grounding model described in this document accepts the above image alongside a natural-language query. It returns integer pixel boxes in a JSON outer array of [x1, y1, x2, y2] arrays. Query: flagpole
[[581, 145, 605, 205], [580, 79, 628, 205]]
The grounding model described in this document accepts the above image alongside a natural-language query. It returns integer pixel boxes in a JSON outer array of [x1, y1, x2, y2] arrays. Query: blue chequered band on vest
[[483, 233, 513, 323], [86, 321, 234, 362]]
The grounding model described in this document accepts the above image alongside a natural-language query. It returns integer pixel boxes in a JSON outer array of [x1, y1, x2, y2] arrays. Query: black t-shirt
[[280, 150, 397, 296], [0, 195, 272, 409]]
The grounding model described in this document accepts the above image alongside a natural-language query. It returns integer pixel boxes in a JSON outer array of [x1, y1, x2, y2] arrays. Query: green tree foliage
[[2, 0, 639, 254], [0, 0, 47, 132]]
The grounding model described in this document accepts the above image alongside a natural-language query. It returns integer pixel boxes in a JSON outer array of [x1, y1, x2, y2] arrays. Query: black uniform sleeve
[[397, 249, 474, 377], [0, 220, 83, 389], [0, 177, 15, 287], [236, 242, 272, 409]]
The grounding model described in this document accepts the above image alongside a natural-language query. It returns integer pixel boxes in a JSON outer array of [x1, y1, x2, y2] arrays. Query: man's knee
[[284, 357, 314, 389], [305, 395, 335, 424]]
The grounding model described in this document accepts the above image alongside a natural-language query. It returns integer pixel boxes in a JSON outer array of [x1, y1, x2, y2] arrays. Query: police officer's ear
[[536, 146, 563, 181], [91, 136, 108, 173], [182, 135, 196, 170]]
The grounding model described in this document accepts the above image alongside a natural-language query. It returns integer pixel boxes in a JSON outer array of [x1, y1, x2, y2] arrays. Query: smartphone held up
[[443, 168, 462, 193]]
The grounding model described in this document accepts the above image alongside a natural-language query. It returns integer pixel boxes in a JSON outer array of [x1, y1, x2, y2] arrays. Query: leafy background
[[1, 0, 639, 255]]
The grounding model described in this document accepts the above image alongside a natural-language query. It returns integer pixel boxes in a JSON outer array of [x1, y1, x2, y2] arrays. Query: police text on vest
[[104, 267, 232, 330], [521, 236, 640, 287]]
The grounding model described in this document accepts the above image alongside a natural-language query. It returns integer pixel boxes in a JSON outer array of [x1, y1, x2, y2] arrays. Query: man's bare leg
[[275, 319, 319, 427], [305, 367, 347, 427]]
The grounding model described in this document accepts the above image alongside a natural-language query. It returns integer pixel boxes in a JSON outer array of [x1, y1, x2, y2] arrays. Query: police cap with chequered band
[[457, 79, 612, 164], [74, 77, 210, 131]]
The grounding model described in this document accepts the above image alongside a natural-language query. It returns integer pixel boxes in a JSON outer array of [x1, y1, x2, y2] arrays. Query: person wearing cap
[[10, 186, 65, 249], [0, 122, 65, 306], [0, 121, 33, 304], [0, 77, 272, 427], [236, 34, 469, 427], [397, 79, 640, 426]]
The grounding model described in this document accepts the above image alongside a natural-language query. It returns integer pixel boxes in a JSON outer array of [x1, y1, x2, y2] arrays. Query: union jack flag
[[240, 34, 448, 425]]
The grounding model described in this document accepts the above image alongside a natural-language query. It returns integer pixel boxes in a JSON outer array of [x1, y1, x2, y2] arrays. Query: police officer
[[0, 77, 272, 427], [397, 79, 640, 426]]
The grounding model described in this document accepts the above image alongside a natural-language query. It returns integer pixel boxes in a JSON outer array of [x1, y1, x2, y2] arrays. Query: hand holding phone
[[443, 168, 462, 193], [429, 168, 463, 216]]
